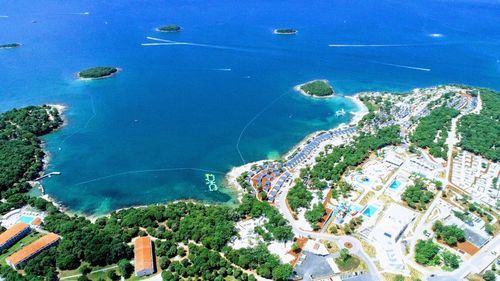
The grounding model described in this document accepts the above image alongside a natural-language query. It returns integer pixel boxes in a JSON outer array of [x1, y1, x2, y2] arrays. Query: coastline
[[224, 94, 369, 200], [293, 79, 335, 99], [76, 67, 122, 81], [38, 96, 367, 218]]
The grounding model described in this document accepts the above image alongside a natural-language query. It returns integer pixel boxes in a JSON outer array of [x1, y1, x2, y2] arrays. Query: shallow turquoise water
[[1, 0, 499, 214]]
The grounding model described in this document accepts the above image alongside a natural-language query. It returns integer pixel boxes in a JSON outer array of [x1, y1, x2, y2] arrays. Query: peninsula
[[294, 79, 334, 97], [77, 66, 120, 80], [273, 28, 298, 35], [156, 24, 182, 32], [0, 43, 21, 49]]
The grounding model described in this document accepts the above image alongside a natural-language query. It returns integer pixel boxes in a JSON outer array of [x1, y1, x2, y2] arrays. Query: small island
[[156, 24, 182, 32], [0, 43, 22, 49], [273, 28, 298, 35], [294, 79, 334, 98], [77, 66, 120, 80]]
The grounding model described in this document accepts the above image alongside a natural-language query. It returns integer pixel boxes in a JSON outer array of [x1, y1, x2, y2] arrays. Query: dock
[[34, 172, 61, 181]]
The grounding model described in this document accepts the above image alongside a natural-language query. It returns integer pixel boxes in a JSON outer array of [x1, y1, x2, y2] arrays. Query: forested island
[[273, 28, 297, 35], [77, 67, 119, 80], [156, 24, 182, 32], [0, 43, 21, 49], [294, 80, 334, 97]]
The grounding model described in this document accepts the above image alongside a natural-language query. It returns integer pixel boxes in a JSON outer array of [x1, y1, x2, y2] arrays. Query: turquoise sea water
[[1, 0, 499, 214]]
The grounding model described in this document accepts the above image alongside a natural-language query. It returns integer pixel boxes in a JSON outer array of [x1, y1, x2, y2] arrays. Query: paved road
[[275, 181, 381, 281]]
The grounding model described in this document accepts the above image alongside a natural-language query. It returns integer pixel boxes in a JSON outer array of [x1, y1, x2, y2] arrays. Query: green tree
[[117, 259, 133, 278]]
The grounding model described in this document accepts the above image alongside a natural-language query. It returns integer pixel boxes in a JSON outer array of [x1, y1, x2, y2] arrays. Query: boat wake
[[142, 37, 243, 51], [235, 91, 290, 164], [57, 94, 97, 150], [328, 43, 416, 47], [74, 167, 226, 186], [0, 16, 8, 18], [373, 61, 431, 72], [213, 68, 232, 72]]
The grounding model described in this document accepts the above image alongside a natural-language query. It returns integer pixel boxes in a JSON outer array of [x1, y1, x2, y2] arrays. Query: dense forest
[[0, 106, 62, 198], [298, 80, 333, 97], [410, 106, 459, 159], [78, 67, 118, 79], [458, 89, 499, 161], [309, 125, 401, 183]]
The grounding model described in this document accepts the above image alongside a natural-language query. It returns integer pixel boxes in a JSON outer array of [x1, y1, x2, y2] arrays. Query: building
[[6, 233, 60, 269], [0, 222, 31, 251], [135, 236, 155, 277], [369, 204, 416, 274], [372, 204, 415, 243]]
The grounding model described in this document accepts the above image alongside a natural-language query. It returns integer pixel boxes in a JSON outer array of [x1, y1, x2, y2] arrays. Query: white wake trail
[[0, 16, 8, 18], [328, 43, 415, 47], [142, 37, 241, 50], [374, 61, 431, 72]]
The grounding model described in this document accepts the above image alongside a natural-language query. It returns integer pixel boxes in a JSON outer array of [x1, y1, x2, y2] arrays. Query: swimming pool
[[362, 205, 379, 217], [17, 216, 34, 224], [389, 179, 402, 190]]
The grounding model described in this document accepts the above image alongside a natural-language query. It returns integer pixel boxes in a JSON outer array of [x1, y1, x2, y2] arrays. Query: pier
[[34, 172, 61, 181]]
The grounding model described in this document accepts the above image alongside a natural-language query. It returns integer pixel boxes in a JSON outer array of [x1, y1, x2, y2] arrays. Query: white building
[[372, 204, 416, 243], [370, 203, 416, 274]]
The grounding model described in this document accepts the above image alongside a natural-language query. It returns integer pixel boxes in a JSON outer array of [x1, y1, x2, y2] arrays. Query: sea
[[1, 0, 499, 214]]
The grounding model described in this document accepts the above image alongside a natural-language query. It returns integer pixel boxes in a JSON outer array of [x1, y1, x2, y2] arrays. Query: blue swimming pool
[[17, 216, 34, 224], [389, 179, 402, 190], [362, 205, 379, 217]]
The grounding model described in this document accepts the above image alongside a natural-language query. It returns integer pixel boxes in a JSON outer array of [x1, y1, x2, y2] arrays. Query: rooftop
[[135, 236, 154, 273], [0, 222, 30, 246], [6, 233, 59, 266]]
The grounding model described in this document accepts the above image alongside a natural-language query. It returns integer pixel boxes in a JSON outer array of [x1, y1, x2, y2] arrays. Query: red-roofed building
[[6, 233, 60, 269], [0, 223, 31, 251], [134, 236, 155, 277]]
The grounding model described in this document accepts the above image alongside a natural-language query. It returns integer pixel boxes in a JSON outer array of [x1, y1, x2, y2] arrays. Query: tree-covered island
[[77, 66, 119, 80], [273, 28, 298, 35], [156, 24, 182, 32], [0, 43, 22, 49], [294, 80, 334, 97]]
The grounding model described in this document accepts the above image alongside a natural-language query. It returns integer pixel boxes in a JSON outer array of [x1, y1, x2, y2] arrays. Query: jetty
[[34, 172, 61, 181]]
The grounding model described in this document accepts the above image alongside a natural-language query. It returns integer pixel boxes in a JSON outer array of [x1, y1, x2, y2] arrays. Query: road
[[275, 181, 382, 281]]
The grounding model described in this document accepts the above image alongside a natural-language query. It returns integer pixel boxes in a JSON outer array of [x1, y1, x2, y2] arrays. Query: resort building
[[6, 233, 60, 269], [0, 222, 31, 251], [372, 204, 415, 243], [369, 204, 416, 274], [134, 236, 155, 277]]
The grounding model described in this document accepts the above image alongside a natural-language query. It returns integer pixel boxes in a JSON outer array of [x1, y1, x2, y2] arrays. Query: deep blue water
[[1, 0, 499, 214]]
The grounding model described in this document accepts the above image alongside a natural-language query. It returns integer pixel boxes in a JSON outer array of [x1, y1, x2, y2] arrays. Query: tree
[[286, 181, 312, 212], [79, 264, 91, 275], [305, 204, 325, 229], [117, 259, 133, 278], [107, 270, 119, 281], [441, 250, 460, 269], [414, 239, 440, 266], [483, 270, 496, 281], [272, 264, 293, 281]]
